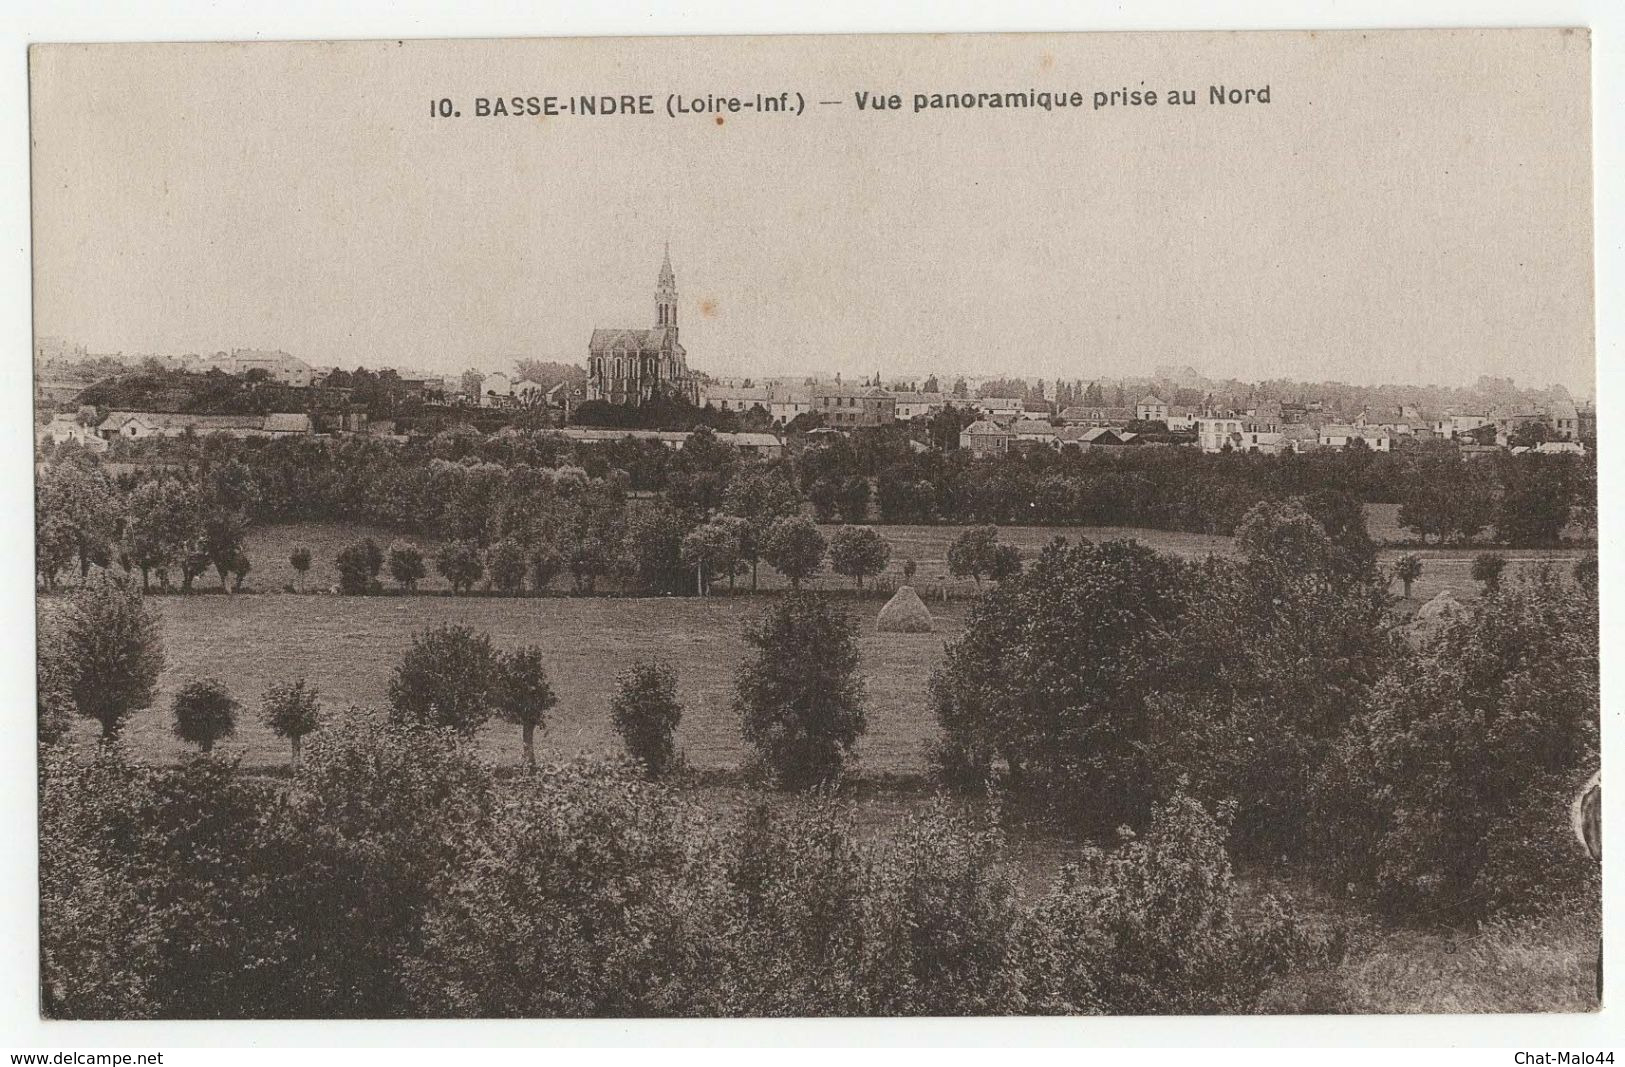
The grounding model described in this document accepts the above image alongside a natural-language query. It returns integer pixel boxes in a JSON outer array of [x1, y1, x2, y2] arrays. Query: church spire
[[656, 244, 677, 329]]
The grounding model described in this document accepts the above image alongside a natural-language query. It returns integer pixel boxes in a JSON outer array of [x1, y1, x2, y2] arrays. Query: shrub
[[387, 542, 426, 592], [1025, 792, 1322, 1014], [609, 661, 683, 777], [930, 539, 1189, 829], [261, 678, 321, 764], [335, 539, 383, 595], [406, 760, 696, 1017], [1471, 552, 1507, 594], [387, 623, 498, 735], [486, 537, 528, 595], [171, 679, 238, 753], [494, 645, 557, 768], [1311, 567, 1599, 920], [435, 540, 484, 594], [289, 545, 312, 590], [1235, 499, 1332, 575], [734, 594, 865, 789]]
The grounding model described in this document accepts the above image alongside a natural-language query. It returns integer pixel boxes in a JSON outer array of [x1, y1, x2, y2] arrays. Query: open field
[[62, 519, 1589, 772], [60, 592, 967, 774]]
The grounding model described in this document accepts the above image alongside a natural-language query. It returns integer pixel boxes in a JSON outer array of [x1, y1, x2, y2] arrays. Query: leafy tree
[[1496, 456, 1572, 546], [1298, 489, 1378, 582], [36, 615, 76, 746], [610, 660, 684, 777], [734, 594, 866, 788], [1312, 567, 1598, 919], [987, 544, 1022, 582], [1392, 553, 1423, 599], [201, 508, 248, 594], [622, 504, 690, 595], [902, 558, 918, 583], [124, 480, 197, 592], [495, 645, 558, 768], [528, 543, 564, 593], [930, 539, 1190, 828], [387, 542, 426, 592], [171, 679, 238, 753], [807, 479, 840, 522], [436, 540, 485, 594], [261, 678, 321, 765], [335, 538, 383, 595], [388, 623, 498, 735], [721, 468, 803, 590], [1471, 552, 1507, 594], [289, 545, 312, 592], [1235, 499, 1332, 576], [828, 526, 891, 590], [487, 537, 528, 595], [36, 461, 119, 588], [762, 516, 826, 591], [835, 477, 871, 524], [946, 525, 1003, 587], [681, 516, 747, 595], [227, 552, 252, 592], [58, 574, 165, 740]]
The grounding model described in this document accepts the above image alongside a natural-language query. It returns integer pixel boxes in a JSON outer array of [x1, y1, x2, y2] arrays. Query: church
[[587, 247, 700, 406]]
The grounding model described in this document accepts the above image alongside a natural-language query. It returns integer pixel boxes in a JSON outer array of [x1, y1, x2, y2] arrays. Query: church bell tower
[[656, 243, 678, 331]]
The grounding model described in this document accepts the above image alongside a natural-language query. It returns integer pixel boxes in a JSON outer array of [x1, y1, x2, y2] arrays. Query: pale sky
[[29, 30, 1594, 391]]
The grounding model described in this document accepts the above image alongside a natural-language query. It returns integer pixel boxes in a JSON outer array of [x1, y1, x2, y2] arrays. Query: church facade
[[587, 248, 700, 405]]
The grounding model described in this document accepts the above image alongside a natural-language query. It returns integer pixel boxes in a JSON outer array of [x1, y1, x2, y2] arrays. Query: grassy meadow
[[68, 517, 1589, 773]]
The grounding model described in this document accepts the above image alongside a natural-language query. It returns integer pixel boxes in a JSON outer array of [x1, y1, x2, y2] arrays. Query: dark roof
[[589, 327, 678, 355]]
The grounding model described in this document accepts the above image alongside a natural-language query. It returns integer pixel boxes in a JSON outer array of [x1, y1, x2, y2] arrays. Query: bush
[[609, 661, 683, 776], [734, 594, 865, 789], [1025, 793, 1322, 1014], [494, 645, 557, 767], [335, 539, 383, 594], [388, 623, 498, 735], [1311, 567, 1599, 920], [171, 679, 238, 753], [486, 537, 528, 595], [289, 545, 312, 590], [435, 540, 484, 594], [1471, 551, 1507, 594], [261, 678, 321, 764], [407, 760, 697, 1017], [387, 542, 426, 592], [930, 539, 1189, 829]]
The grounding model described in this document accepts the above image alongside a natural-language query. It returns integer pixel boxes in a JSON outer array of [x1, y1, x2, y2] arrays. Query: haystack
[[877, 584, 935, 633]]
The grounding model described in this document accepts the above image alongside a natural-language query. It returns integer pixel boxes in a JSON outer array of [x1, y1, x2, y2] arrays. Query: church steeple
[[656, 243, 677, 329]]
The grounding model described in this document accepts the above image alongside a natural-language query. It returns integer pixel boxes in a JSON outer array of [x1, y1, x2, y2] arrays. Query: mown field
[[64, 592, 966, 774], [70, 519, 1587, 773]]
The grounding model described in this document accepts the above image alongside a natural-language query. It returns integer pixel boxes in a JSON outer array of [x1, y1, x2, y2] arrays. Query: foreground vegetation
[[36, 490, 1600, 1016]]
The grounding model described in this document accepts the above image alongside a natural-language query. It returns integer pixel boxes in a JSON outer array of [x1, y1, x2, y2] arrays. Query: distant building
[[1196, 417, 1244, 452], [1136, 394, 1169, 422], [224, 349, 313, 387], [96, 411, 312, 440], [975, 397, 1025, 421], [960, 419, 1013, 455], [890, 390, 946, 420], [813, 386, 897, 428], [587, 246, 700, 406], [1059, 405, 1134, 427]]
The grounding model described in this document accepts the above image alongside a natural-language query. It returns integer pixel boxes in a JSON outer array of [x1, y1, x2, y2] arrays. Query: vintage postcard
[[30, 29, 1597, 1022]]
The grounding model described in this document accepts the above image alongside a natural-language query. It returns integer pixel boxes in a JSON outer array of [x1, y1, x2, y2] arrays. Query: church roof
[[589, 326, 678, 355]]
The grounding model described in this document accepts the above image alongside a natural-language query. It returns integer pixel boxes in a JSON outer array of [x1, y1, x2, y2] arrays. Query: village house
[[96, 411, 313, 441], [37, 411, 109, 453], [1196, 416, 1244, 452], [960, 419, 1013, 455], [1136, 394, 1169, 422], [888, 390, 946, 420], [1012, 417, 1059, 445], [1059, 405, 1135, 427], [1317, 424, 1392, 452], [813, 386, 897, 428], [974, 396, 1026, 421]]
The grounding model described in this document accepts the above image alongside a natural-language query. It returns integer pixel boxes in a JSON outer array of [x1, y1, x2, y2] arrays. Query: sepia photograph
[[25, 25, 1601, 1028]]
